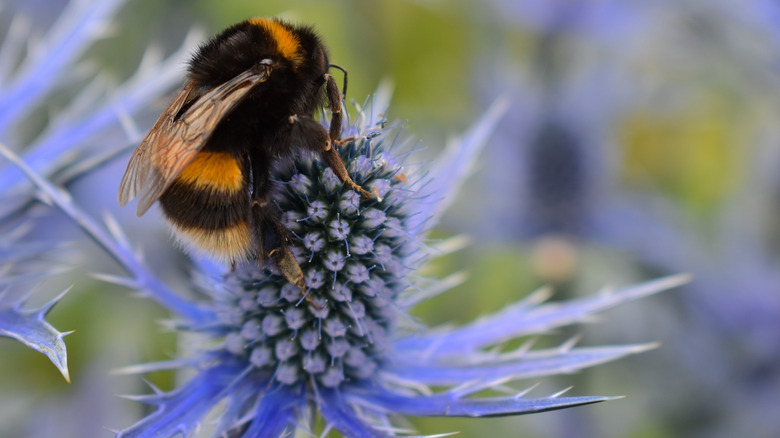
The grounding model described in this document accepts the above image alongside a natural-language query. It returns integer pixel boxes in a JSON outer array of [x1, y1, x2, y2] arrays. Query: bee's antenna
[[329, 64, 348, 99]]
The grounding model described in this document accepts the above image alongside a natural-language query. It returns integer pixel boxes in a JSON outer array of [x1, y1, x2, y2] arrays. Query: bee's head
[[188, 18, 329, 89]]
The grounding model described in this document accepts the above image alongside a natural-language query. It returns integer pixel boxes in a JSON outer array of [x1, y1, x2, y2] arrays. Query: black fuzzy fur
[[160, 177, 249, 230], [159, 18, 338, 262]]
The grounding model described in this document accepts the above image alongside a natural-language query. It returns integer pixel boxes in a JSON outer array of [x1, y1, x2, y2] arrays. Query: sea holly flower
[[6, 73, 688, 435], [0, 0, 199, 379]]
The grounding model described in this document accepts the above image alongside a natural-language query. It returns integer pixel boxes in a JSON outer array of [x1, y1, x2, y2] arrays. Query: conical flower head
[[213, 125, 416, 387]]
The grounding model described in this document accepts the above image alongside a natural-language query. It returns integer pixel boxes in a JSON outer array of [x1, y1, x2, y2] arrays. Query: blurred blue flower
[[479, 0, 650, 46], [6, 81, 687, 436], [0, 0, 198, 380], [461, 0, 780, 436]]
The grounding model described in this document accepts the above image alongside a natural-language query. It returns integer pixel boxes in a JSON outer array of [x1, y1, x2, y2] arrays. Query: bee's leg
[[251, 203, 305, 292], [249, 152, 311, 304], [288, 112, 372, 199], [324, 73, 344, 143]]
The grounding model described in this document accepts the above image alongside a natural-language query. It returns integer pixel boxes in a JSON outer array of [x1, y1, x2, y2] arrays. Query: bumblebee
[[118, 18, 370, 294]]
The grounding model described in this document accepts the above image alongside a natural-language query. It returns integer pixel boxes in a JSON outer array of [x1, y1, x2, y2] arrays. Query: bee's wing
[[118, 67, 271, 216], [117, 84, 193, 212]]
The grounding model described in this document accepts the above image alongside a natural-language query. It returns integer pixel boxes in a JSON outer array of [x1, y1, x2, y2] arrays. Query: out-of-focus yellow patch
[[618, 93, 745, 212]]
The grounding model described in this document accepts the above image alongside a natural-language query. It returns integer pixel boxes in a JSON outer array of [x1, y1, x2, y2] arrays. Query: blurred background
[[1, 0, 779, 437]]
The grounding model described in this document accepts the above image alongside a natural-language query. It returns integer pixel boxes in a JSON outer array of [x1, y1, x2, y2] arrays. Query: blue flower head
[[0, 4, 687, 435], [4, 75, 688, 436], [214, 131, 413, 388], [17, 89, 678, 437]]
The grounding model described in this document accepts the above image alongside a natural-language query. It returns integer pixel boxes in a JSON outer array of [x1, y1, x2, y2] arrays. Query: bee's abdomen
[[159, 151, 252, 260]]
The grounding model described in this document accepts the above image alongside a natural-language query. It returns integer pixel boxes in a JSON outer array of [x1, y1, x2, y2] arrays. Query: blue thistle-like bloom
[[195, 121, 419, 391], [6, 75, 687, 435]]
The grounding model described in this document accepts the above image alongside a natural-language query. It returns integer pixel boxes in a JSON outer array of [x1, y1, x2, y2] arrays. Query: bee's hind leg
[[248, 151, 314, 307], [250, 199, 315, 306]]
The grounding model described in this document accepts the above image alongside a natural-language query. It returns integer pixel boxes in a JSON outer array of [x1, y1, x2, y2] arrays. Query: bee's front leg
[[287, 114, 372, 199]]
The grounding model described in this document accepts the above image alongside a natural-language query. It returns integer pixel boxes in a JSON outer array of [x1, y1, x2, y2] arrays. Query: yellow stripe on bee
[[177, 151, 243, 193], [250, 18, 302, 66]]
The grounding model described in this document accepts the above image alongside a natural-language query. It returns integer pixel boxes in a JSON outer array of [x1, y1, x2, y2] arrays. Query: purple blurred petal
[[0, 29, 200, 192], [0, 0, 124, 132]]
